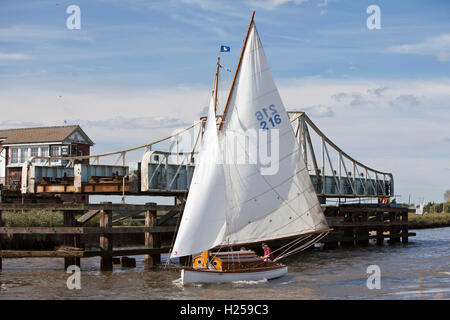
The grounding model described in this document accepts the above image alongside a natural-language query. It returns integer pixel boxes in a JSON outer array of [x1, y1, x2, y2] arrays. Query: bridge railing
[[20, 112, 393, 199], [289, 111, 393, 198], [20, 120, 203, 195]]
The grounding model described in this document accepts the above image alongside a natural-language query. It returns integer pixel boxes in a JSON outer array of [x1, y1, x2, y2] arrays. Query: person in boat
[[261, 243, 274, 261]]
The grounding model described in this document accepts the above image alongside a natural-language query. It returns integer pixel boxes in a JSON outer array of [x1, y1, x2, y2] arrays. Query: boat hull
[[181, 265, 288, 284]]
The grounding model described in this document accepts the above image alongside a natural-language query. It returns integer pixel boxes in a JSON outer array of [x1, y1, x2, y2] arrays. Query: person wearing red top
[[261, 243, 274, 261]]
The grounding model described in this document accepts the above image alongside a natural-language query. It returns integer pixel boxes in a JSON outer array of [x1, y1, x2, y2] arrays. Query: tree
[[445, 189, 450, 202]]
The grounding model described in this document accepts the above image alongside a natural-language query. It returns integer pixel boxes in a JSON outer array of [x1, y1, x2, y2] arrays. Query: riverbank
[[408, 212, 450, 229], [3, 210, 450, 229], [0, 210, 145, 250], [0, 210, 142, 227]]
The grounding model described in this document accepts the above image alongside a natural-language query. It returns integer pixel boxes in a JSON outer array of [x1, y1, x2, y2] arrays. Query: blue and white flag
[[220, 45, 230, 52]]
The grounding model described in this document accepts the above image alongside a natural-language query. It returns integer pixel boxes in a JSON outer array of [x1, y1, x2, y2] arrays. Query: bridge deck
[[9, 112, 393, 200]]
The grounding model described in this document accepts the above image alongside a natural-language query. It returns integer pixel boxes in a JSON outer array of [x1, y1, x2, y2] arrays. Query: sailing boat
[[170, 12, 330, 284]]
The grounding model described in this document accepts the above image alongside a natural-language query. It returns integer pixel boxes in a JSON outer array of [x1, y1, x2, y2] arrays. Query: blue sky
[[1, 0, 450, 85], [0, 0, 449, 203]]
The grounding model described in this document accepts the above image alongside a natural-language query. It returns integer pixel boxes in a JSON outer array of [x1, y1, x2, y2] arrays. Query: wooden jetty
[[322, 204, 415, 249], [0, 202, 176, 271], [0, 201, 415, 271]]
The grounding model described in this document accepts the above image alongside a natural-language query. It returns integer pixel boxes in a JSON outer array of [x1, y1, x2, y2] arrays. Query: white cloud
[[0, 120, 43, 128], [387, 33, 450, 62], [0, 85, 210, 145], [389, 94, 420, 108], [81, 116, 190, 130], [0, 52, 32, 60], [249, 0, 309, 11], [367, 86, 388, 98], [0, 26, 92, 42], [301, 105, 334, 118]]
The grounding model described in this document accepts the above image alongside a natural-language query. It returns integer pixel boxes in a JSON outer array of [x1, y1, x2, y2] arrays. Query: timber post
[[341, 211, 354, 248], [145, 202, 160, 268], [63, 206, 80, 269], [99, 201, 113, 271], [388, 211, 400, 244], [358, 211, 369, 246], [0, 209, 2, 270], [376, 211, 384, 246], [401, 210, 409, 243]]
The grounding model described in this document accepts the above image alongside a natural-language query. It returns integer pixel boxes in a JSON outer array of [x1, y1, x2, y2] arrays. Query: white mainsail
[[171, 18, 328, 258], [217, 22, 329, 246], [170, 96, 227, 258]]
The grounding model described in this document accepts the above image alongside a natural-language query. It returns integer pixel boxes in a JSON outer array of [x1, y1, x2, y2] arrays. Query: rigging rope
[[274, 231, 329, 262]]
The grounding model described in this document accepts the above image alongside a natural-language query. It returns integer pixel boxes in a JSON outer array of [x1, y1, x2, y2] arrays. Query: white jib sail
[[170, 96, 227, 258], [218, 22, 328, 246]]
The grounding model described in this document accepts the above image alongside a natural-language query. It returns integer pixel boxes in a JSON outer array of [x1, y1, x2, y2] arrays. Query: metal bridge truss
[[20, 112, 393, 199], [290, 112, 393, 198]]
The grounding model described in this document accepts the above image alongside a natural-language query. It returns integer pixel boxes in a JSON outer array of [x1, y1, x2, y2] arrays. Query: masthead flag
[[220, 45, 230, 52]]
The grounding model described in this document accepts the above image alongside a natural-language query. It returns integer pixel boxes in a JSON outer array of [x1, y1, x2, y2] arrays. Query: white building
[[0, 125, 94, 188]]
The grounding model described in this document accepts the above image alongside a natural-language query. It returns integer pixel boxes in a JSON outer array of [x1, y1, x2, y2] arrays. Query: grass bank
[[0, 210, 143, 227], [0, 210, 145, 250], [3, 210, 449, 229], [408, 212, 450, 229]]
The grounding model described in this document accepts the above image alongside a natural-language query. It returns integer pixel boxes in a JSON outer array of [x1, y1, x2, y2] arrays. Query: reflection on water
[[0, 227, 449, 300]]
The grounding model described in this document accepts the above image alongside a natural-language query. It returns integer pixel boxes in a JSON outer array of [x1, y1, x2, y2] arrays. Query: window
[[40, 146, 49, 163], [20, 148, 28, 163], [10, 148, 18, 164], [50, 145, 60, 163], [50, 145, 60, 157], [31, 147, 38, 163]]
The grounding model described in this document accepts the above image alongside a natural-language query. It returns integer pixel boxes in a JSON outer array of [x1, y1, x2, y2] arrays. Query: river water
[[0, 227, 448, 300]]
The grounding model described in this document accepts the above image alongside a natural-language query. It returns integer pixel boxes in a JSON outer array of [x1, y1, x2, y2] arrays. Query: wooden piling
[[340, 212, 355, 248], [376, 211, 384, 246], [100, 202, 113, 271], [401, 211, 409, 243], [0, 209, 2, 270], [63, 208, 81, 269], [355, 212, 369, 246], [388, 212, 401, 244], [144, 202, 160, 267], [323, 214, 339, 249], [120, 256, 136, 268]]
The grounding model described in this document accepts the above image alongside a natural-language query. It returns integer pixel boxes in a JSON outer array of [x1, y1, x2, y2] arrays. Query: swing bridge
[[0, 111, 410, 271], [15, 111, 393, 201]]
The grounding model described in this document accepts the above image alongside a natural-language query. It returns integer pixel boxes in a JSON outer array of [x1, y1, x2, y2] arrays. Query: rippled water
[[0, 227, 449, 300]]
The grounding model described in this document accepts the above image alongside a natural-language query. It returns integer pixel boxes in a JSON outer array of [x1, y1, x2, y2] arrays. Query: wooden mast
[[199, 11, 255, 269], [218, 10, 255, 130], [199, 57, 221, 269], [214, 56, 220, 114]]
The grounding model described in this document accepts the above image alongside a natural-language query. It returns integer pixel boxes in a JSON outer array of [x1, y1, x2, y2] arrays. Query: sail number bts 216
[[255, 104, 282, 130]]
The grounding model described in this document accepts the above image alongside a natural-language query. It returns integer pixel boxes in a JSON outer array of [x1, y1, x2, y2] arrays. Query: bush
[[2, 210, 64, 227], [1, 210, 144, 227], [409, 212, 450, 225]]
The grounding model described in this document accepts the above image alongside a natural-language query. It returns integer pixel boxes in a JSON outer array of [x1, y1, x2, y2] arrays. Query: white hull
[[181, 266, 288, 284]]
